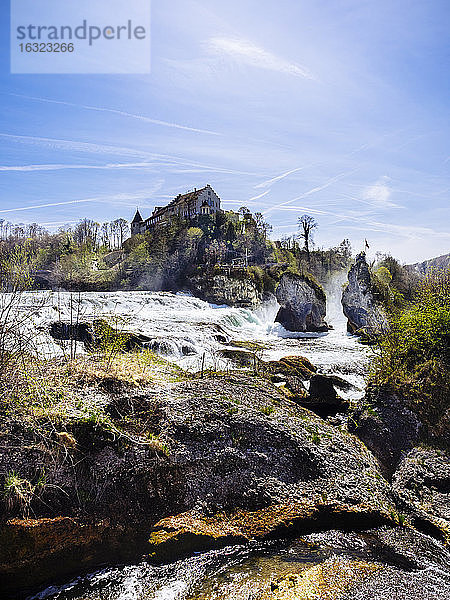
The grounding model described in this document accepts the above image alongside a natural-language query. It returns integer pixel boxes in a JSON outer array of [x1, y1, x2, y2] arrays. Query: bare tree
[[114, 218, 129, 248], [297, 214, 318, 260], [100, 222, 111, 249]]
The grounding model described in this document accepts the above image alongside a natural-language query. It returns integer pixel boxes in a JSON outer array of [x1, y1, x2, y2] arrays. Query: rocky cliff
[[2, 350, 449, 597], [275, 272, 328, 332], [341, 253, 387, 336], [189, 272, 261, 307]]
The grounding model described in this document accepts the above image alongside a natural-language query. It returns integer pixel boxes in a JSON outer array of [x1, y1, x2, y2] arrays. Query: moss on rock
[[263, 557, 381, 600]]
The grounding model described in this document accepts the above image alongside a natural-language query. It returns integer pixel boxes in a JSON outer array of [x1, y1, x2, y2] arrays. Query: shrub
[[370, 268, 450, 427]]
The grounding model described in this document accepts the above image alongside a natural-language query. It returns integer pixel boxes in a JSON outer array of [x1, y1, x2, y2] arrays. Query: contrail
[[248, 190, 270, 202], [262, 167, 360, 216], [0, 193, 149, 214], [255, 166, 308, 189], [0, 134, 259, 176], [9, 93, 221, 136]]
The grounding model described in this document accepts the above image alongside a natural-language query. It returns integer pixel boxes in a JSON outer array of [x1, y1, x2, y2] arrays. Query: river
[[20, 276, 368, 401]]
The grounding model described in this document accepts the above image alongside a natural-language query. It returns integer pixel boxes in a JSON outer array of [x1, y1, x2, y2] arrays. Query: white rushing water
[[15, 279, 369, 399], [28, 531, 450, 600]]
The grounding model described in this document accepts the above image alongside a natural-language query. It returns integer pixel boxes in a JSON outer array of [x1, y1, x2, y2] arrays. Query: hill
[[410, 253, 450, 274]]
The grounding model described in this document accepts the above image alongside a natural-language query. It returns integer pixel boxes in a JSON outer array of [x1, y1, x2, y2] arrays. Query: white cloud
[[363, 176, 403, 209], [206, 37, 314, 80]]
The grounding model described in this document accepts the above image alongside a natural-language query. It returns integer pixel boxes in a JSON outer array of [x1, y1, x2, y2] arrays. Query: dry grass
[[1, 349, 187, 436], [67, 349, 187, 389]]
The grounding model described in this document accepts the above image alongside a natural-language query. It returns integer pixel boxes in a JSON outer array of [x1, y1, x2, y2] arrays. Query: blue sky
[[1, 0, 449, 262]]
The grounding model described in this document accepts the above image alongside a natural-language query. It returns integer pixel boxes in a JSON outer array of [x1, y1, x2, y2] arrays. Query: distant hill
[[410, 253, 450, 274]]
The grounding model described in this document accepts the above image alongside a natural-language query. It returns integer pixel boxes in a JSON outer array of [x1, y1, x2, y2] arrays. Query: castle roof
[[149, 186, 210, 220], [132, 209, 143, 224]]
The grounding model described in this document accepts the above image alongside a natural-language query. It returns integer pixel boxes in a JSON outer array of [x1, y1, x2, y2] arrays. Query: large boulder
[[0, 373, 395, 594], [50, 319, 153, 351], [341, 253, 387, 336], [275, 272, 328, 332], [392, 446, 450, 541], [351, 383, 450, 542], [189, 273, 261, 307], [349, 386, 422, 478]]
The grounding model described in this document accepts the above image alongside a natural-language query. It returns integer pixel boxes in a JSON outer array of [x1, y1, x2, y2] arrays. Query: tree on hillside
[[254, 212, 273, 241], [297, 214, 318, 260], [238, 206, 251, 216], [116, 219, 129, 248]]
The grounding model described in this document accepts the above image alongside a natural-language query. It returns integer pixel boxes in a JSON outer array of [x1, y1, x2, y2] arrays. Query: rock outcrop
[[349, 386, 422, 479], [350, 384, 450, 542], [275, 272, 328, 332], [341, 253, 387, 336], [189, 273, 261, 307], [147, 502, 393, 562], [50, 319, 154, 351], [393, 446, 450, 541], [0, 373, 395, 595]]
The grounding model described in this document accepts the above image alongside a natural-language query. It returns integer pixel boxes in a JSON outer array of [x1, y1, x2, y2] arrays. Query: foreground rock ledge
[[147, 501, 395, 561], [0, 372, 402, 596], [0, 517, 141, 596]]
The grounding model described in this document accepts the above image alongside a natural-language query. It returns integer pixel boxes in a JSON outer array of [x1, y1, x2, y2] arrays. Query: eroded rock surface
[[189, 273, 261, 307], [275, 273, 328, 332], [350, 384, 450, 542], [0, 374, 394, 595], [349, 386, 422, 478], [341, 253, 387, 336]]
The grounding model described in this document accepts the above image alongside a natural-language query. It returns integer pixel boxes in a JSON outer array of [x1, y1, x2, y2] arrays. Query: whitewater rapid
[[17, 283, 369, 400]]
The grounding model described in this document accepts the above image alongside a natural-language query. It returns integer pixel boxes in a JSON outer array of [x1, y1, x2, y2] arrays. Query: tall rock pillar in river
[[275, 272, 329, 333], [341, 252, 387, 336]]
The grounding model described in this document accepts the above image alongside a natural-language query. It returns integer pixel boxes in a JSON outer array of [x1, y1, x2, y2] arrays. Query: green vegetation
[[370, 268, 450, 429], [3, 472, 35, 516], [371, 254, 420, 309], [0, 210, 353, 292]]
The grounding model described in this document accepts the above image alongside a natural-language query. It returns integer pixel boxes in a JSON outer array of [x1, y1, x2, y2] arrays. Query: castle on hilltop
[[131, 184, 222, 235]]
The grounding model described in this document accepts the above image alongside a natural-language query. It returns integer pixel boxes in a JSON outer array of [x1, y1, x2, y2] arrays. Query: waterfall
[[323, 271, 348, 331]]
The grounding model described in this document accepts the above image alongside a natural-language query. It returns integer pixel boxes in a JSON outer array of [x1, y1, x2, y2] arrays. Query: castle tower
[[131, 209, 144, 235]]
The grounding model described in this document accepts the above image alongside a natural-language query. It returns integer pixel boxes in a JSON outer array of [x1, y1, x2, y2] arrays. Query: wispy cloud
[[262, 167, 360, 215], [248, 190, 271, 202], [339, 219, 450, 240], [0, 193, 150, 214], [0, 162, 156, 172], [275, 206, 329, 215], [0, 135, 260, 177], [362, 176, 404, 209], [206, 37, 314, 80], [9, 94, 220, 136], [0, 133, 150, 159], [0, 161, 256, 176]]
